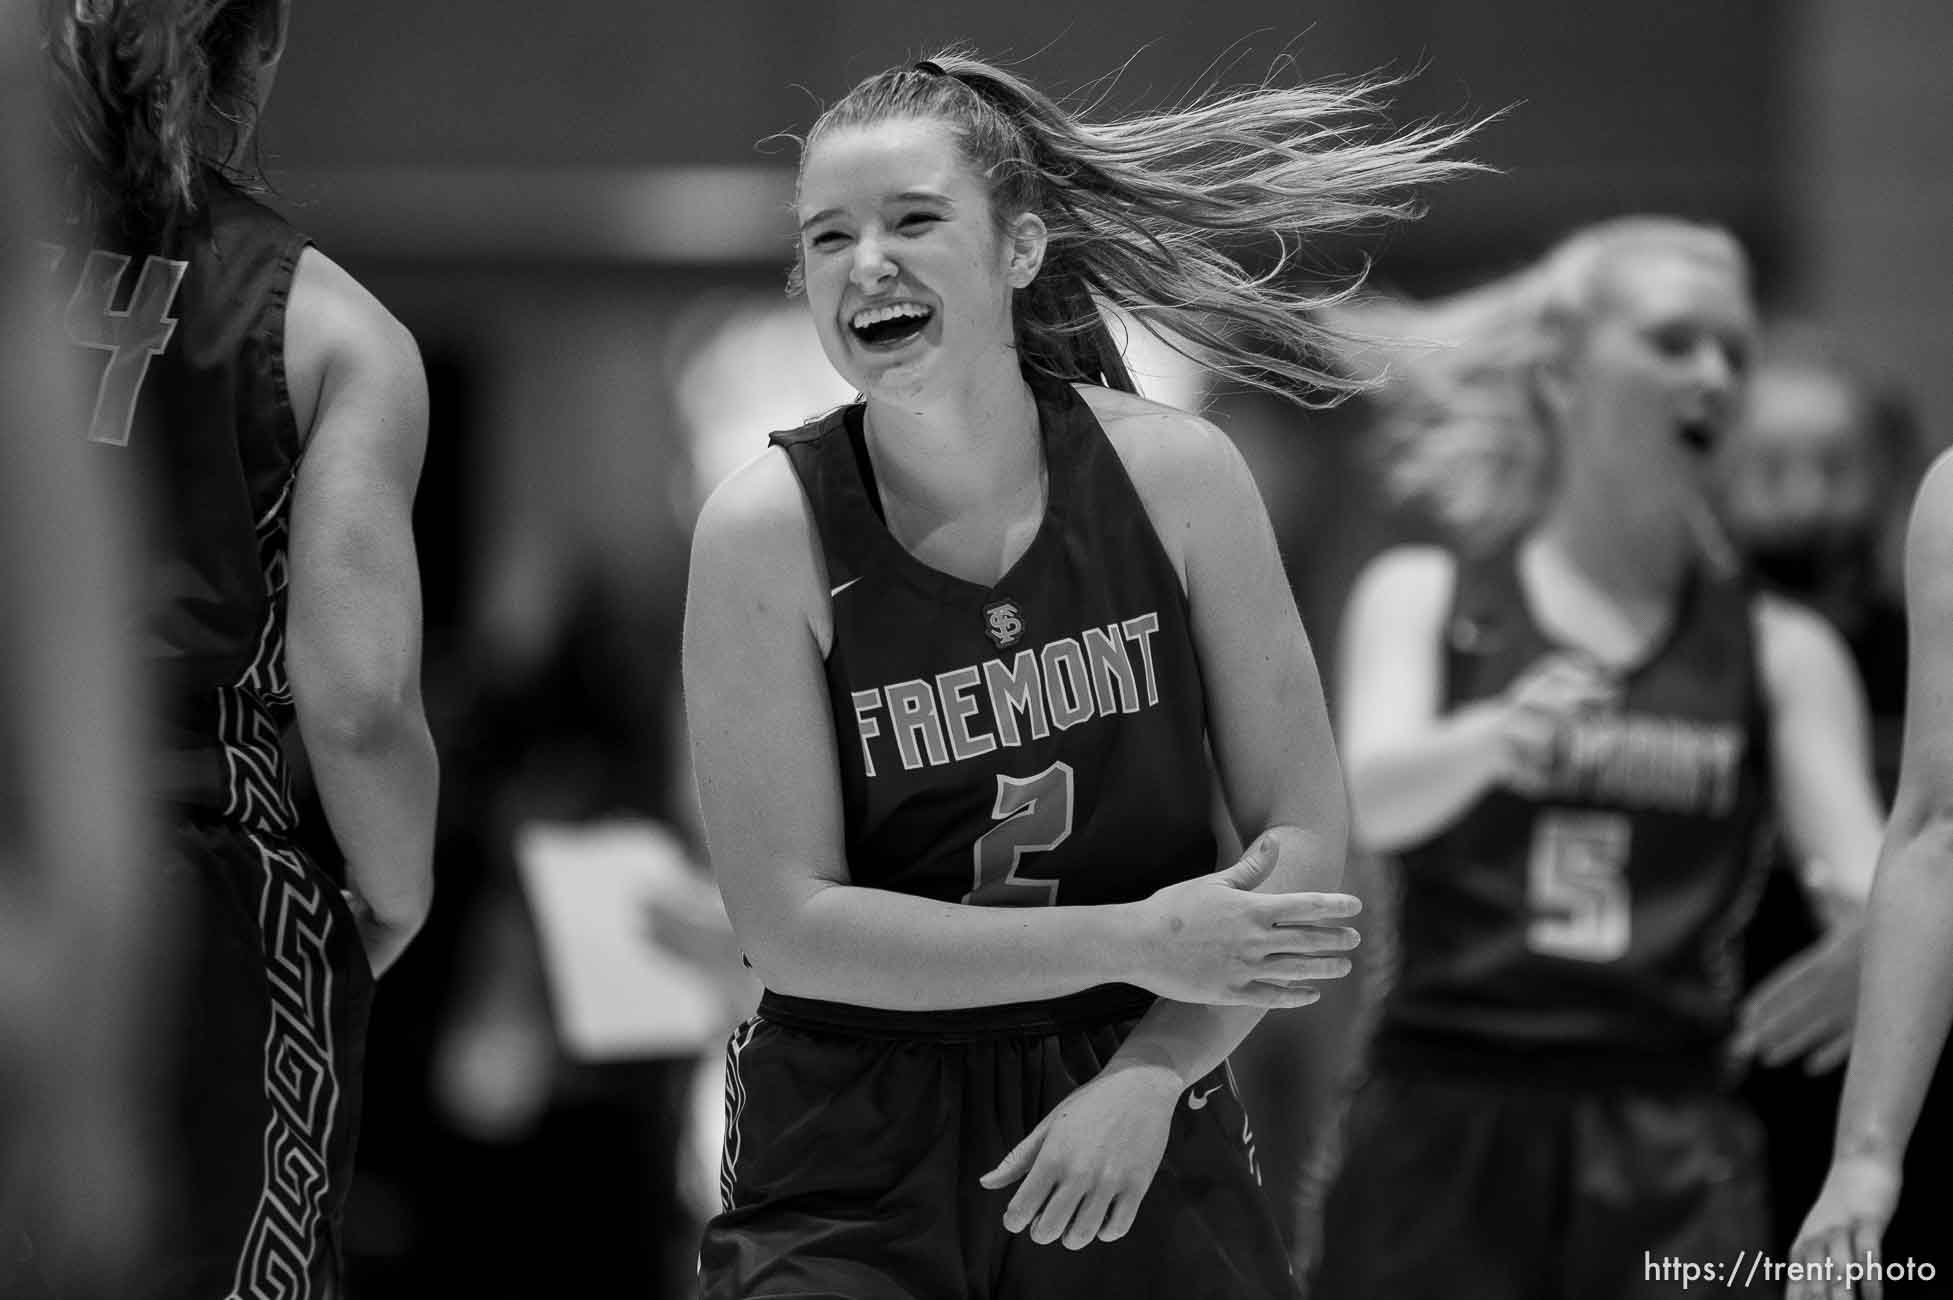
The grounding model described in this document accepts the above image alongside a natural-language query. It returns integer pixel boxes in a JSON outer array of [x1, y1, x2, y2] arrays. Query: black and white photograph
[[5, 2, 1952, 1297]]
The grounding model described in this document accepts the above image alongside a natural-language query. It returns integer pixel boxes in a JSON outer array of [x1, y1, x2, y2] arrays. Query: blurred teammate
[[1717, 328, 1919, 793], [1315, 218, 1885, 1299], [685, 47, 1477, 1300], [40, 2, 438, 1295]]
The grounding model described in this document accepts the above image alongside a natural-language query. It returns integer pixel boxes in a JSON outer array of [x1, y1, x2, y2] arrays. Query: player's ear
[[1535, 353, 1576, 426], [1002, 211, 1047, 289], [261, 0, 294, 66]]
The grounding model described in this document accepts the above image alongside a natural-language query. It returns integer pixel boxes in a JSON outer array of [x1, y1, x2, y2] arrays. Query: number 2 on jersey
[[964, 761, 1074, 906], [1525, 810, 1632, 962]]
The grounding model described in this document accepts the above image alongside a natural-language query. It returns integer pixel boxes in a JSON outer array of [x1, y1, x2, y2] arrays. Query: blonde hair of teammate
[[792, 45, 1487, 404], [1342, 216, 1749, 549]]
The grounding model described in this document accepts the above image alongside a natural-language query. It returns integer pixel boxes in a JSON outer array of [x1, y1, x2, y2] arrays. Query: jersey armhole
[[1078, 386, 1205, 606], [1742, 593, 1780, 806], [274, 237, 316, 458], [1401, 544, 1466, 713], [755, 437, 842, 659]]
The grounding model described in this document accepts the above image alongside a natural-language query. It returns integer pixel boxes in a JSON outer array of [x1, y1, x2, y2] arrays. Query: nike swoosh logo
[[829, 576, 862, 598], [1187, 1082, 1225, 1111]]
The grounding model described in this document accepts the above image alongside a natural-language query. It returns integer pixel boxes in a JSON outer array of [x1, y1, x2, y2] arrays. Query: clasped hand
[[1132, 834, 1361, 1008]]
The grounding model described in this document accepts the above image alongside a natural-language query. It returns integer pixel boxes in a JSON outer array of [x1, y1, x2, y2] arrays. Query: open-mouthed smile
[[848, 301, 935, 350]]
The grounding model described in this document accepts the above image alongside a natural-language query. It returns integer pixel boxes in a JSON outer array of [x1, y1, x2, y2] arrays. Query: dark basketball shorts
[[1306, 1062, 1770, 1300], [699, 990, 1298, 1300], [148, 818, 375, 1300]]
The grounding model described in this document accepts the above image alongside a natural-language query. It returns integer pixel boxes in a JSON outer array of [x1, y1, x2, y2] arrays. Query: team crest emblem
[[983, 599, 1025, 648]]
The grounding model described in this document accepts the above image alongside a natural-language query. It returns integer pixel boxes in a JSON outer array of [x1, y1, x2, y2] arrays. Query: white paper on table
[[514, 819, 728, 1062]]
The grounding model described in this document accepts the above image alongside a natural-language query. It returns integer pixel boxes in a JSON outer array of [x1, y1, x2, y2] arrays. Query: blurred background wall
[[255, 0, 1953, 652]]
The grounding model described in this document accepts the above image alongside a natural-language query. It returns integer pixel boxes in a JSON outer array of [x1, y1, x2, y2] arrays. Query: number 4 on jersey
[[44, 247, 190, 447], [964, 761, 1074, 906]]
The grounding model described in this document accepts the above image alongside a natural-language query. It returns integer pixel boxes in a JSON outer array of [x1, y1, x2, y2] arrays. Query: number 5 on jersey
[[1526, 810, 1632, 962], [964, 761, 1074, 906]]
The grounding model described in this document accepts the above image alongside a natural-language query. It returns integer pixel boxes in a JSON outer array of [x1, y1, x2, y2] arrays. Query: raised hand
[[1493, 652, 1619, 795]]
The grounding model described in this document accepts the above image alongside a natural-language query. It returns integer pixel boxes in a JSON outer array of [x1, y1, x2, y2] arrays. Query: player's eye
[[1648, 326, 1695, 360], [807, 230, 850, 251], [1722, 339, 1751, 378]]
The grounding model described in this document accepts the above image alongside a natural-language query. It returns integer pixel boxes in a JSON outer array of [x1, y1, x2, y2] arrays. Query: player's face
[[795, 118, 1029, 401], [1554, 249, 1756, 501], [1717, 365, 1880, 552]]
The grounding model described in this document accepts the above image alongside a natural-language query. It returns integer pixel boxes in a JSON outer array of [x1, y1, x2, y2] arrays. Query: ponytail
[[800, 46, 1488, 405], [45, 0, 280, 221]]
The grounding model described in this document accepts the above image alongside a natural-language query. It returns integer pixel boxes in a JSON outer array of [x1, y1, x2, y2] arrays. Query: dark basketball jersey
[[45, 174, 310, 834], [34, 179, 371, 1300], [767, 379, 1217, 1017], [1378, 544, 1772, 1080]]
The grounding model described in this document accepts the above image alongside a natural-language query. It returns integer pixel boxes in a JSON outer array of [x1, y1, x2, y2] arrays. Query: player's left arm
[[980, 395, 1354, 1249], [1110, 402, 1353, 1076], [285, 249, 438, 978], [1734, 594, 1885, 1071]]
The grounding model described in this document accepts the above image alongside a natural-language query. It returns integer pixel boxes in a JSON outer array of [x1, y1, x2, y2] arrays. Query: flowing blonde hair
[[1335, 216, 1749, 549], [793, 45, 1489, 404]]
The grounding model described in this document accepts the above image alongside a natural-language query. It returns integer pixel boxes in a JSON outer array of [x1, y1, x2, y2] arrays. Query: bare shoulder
[[289, 246, 413, 345], [1906, 450, 1953, 568], [1751, 589, 1855, 690], [1078, 384, 1256, 566], [285, 246, 423, 443], [1348, 544, 1455, 618], [1752, 589, 1833, 642], [1081, 384, 1241, 488], [689, 446, 827, 635], [693, 445, 812, 552]]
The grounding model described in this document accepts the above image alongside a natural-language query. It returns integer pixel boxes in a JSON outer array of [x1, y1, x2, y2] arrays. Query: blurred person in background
[[1314, 217, 1885, 1299], [2, 0, 157, 1294], [39, 1, 438, 1295], [1716, 326, 1921, 795], [685, 46, 1479, 1300], [1714, 329, 1953, 1292]]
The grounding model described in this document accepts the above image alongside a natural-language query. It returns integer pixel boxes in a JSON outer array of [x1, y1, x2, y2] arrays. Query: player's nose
[[848, 233, 897, 291]]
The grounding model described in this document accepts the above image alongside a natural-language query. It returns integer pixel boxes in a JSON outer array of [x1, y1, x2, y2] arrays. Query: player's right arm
[[1339, 545, 1615, 852], [283, 248, 438, 978], [683, 449, 1351, 1012], [1791, 451, 1953, 1300]]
